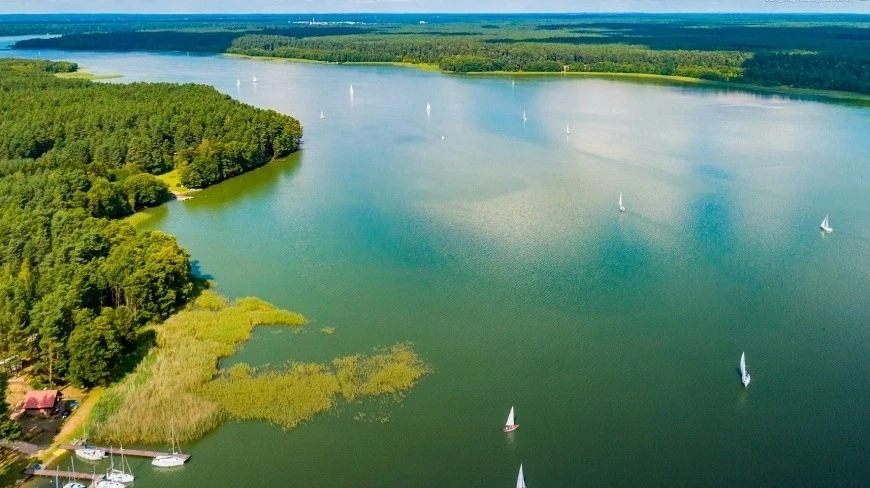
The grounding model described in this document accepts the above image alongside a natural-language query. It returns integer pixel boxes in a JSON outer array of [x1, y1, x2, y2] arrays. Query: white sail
[[522, 110, 527, 122], [566, 124, 571, 135], [426, 102, 431, 112], [516, 464, 526, 488], [505, 406, 515, 427], [619, 193, 623, 206], [320, 111, 325, 120], [821, 215, 831, 231], [236, 79, 240, 87], [252, 76, 257, 83], [349, 84, 354, 94], [740, 352, 746, 376]]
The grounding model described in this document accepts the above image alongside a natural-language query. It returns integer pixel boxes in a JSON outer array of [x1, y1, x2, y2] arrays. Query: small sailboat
[[740, 352, 751, 388], [320, 111, 325, 120], [820, 215, 833, 233], [95, 480, 125, 488], [426, 102, 431, 113], [619, 192, 625, 212], [105, 445, 134, 483], [503, 406, 519, 432], [441, 135, 445, 141], [63, 458, 87, 488], [152, 423, 186, 468], [522, 110, 527, 123], [566, 123, 571, 135], [252, 76, 257, 84], [517, 464, 526, 488], [75, 444, 106, 461], [349, 84, 354, 95], [512, 79, 515, 87], [236, 79, 241, 87]]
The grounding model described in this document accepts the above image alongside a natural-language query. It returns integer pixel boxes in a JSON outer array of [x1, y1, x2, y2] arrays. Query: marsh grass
[[91, 292, 429, 444], [203, 343, 429, 430]]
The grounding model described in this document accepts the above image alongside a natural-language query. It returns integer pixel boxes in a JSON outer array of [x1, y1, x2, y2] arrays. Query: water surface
[[3, 42, 869, 487]]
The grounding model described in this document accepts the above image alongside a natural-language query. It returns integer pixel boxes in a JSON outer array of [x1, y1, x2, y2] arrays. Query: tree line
[[13, 16, 870, 95], [0, 59, 302, 400]]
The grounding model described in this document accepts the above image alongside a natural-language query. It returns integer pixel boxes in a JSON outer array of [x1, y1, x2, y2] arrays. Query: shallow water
[[3, 41, 869, 487]]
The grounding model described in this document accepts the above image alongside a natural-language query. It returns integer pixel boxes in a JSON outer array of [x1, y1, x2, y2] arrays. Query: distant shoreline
[[223, 53, 870, 105]]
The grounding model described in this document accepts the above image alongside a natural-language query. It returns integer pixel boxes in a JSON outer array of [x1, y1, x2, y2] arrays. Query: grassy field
[[90, 291, 428, 444], [55, 69, 122, 80], [156, 168, 190, 194]]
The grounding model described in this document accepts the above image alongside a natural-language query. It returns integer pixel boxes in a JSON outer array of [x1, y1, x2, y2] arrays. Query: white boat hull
[[95, 481, 126, 488], [152, 455, 186, 468], [821, 225, 833, 233], [106, 471, 134, 483], [503, 424, 520, 433], [75, 449, 106, 461], [63, 484, 87, 488], [742, 374, 751, 388]]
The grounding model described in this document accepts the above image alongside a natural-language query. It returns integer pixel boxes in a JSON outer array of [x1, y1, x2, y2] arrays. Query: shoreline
[[223, 53, 870, 105]]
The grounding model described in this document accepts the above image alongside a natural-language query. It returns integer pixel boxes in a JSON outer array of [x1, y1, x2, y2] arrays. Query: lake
[[3, 40, 869, 487]]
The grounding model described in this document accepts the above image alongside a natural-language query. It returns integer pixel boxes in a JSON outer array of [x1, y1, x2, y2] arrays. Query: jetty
[[59, 444, 191, 461], [24, 468, 104, 487]]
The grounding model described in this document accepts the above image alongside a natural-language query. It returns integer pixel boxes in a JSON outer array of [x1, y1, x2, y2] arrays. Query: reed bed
[[90, 292, 429, 444], [91, 291, 305, 444], [203, 343, 430, 429]]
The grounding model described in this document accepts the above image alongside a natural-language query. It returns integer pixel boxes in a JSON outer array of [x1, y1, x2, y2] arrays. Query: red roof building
[[23, 390, 61, 412]]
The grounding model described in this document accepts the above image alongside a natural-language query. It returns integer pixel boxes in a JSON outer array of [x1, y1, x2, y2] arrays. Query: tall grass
[[91, 291, 305, 444], [91, 292, 429, 444], [203, 343, 429, 429]]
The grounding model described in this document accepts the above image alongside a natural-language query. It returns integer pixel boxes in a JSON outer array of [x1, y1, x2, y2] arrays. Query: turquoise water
[[4, 42, 869, 487]]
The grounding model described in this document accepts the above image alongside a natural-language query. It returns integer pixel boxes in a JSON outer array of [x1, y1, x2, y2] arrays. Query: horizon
[[1, 0, 869, 15]]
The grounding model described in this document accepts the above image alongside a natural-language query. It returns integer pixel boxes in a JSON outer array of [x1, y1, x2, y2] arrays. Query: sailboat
[[503, 406, 519, 432], [95, 480, 124, 488], [426, 102, 431, 113], [63, 458, 87, 488], [516, 464, 526, 488], [75, 435, 106, 462], [320, 111, 325, 120], [349, 84, 354, 95], [252, 76, 257, 84], [566, 123, 571, 135], [522, 110, 527, 123], [820, 215, 833, 233], [105, 445, 134, 483], [740, 352, 751, 388], [152, 423, 186, 468], [236, 79, 240, 87], [619, 192, 625, 212]]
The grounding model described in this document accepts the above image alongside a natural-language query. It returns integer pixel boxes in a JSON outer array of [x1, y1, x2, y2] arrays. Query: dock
[[60, 444, 191, 461], [24, 468, 104, 487]]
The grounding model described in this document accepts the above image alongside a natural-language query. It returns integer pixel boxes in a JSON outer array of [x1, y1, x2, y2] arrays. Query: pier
[[59, 444, 191, 461], [24, 468, 104, 487]]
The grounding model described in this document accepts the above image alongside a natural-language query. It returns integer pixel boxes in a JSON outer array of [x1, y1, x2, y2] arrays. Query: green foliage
[[0, 58, 303, 191], [0, 373, 20, 441], [121, 174, 171, 211], [67, 307, 136, 387]]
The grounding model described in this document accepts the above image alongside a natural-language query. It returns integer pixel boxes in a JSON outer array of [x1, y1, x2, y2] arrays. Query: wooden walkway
[[60, 444, 190, 461], [25, 468, 104, 487]]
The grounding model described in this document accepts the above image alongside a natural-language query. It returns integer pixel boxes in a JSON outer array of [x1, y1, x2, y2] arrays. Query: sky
[[2, 0, 868, 14]]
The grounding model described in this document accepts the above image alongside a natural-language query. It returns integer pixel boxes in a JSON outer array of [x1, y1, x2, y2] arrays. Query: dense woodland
[[12, 14, 870, 95], [0, 59, 302, 393]]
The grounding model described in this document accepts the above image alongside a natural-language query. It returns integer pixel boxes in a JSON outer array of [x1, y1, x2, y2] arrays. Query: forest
[[0, 59, 302, 391], [10, 14, 870, 95]]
